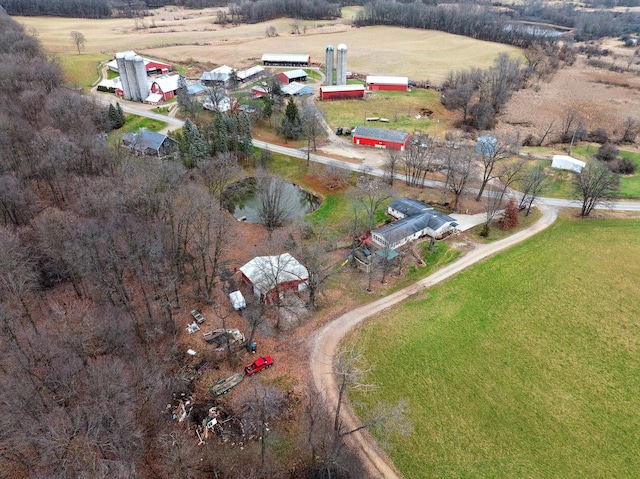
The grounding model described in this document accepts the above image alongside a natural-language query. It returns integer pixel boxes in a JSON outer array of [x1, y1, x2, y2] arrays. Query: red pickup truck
[[244, 356, 274, 376]]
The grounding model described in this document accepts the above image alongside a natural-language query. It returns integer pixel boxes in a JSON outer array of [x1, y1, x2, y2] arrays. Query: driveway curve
[[309, 205, 559, 479]]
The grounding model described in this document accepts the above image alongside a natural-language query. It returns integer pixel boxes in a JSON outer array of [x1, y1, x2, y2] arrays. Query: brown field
[[16, 6, 520, 82]]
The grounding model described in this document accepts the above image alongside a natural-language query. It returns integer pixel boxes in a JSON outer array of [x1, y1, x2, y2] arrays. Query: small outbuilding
[[551, 155, 585, 173], [352, 126, 411, 151], [276, 69, 308, 84], [229, 291, 246, 310], [239, 253, 309, 305], [319, 84, 365, 100], [122, 128, 177, 157], [262, 53, 310, 67], [282, 82, 312, 96], [366, 75, 409, 91]]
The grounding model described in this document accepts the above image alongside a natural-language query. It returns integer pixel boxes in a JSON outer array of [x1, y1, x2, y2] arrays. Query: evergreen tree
[[280, 97, 302, 140], [115, 102, 126, 128], [239, 111, 253, 158], [176, 75, 195, 115]]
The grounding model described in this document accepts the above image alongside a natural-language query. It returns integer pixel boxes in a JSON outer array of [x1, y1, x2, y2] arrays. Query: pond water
[[223, 177, 321, 223]]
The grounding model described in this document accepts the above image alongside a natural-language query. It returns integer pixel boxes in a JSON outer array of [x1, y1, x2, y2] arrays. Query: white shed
[[551, 155, 585, 173], [229, 291, 246, 310]]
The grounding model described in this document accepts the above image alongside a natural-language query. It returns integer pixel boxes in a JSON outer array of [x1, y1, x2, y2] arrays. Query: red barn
[[147, 75, 179, 104], [239, 253, 309, 305], [352, 126, 410, 151], [319, 84, 365, 100], [366, 75, 409, 91], [275, 69, 308, 84], [109, 51, 171, 75]]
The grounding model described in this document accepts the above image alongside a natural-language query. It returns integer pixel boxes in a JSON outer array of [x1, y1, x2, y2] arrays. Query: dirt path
[[309, 205, 559, 479]]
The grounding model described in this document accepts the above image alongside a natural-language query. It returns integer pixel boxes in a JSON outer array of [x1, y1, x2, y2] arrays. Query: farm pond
[[222, 177, 321, 223]]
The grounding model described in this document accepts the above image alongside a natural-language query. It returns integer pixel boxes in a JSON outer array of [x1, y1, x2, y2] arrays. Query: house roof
[[122, 128, 173, 152], [152, 74, 179, 93], [237, 65, 264, 80], [240, 253, 309, 294], [366, 75, 409, 86], [352, 126, 410, 143], [374, 210, 455, 244], [187, 83, 207, 95], [320, 84, 365, 93], [262, 53, 309, 63], [388, 197, 433, 217], [282, 82, 312, 96]]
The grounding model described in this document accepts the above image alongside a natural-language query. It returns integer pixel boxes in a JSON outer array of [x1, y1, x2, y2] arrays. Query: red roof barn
[[319, 84, 365, 100], [352, 126, 411, 151], [366, 75, 409, 91]]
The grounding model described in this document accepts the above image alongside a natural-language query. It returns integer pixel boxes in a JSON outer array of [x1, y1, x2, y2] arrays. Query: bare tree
[[353, 173, 394, 232], [575, 160, 620, 217], [402, 134, 435, 187], [619, 116, 640, 144], [301, 103, 324, 167], [70, 31, 86, 54], [384, 148, 400, 185], [475, 135, 511, 201], [202, 152, 240, 210], [256, 176, 293, 238], [443, 148, 474, 212], [518, 165, 549, 216]]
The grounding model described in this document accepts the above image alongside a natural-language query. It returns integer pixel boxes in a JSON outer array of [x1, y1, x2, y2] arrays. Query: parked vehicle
[[209, 373, 244, 397], [244, 356, 274, 376], [191, 309, 206, 324]]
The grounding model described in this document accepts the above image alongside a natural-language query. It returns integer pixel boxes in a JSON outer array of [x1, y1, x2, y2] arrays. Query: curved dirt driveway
[[310, 205, 559, 479]]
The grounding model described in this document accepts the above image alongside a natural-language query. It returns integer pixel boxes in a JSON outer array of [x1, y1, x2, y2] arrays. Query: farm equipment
[[209, 373, 244, 397], [202, 329, 245, 351]]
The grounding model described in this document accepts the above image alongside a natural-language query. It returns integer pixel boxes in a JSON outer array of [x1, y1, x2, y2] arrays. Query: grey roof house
[[122, 128, 177, 157], [371, 197, 458, 249]]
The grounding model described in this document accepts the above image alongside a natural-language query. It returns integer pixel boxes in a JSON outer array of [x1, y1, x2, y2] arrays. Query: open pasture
[[352, 216, 640, 479], [16, 7, 520, 83]]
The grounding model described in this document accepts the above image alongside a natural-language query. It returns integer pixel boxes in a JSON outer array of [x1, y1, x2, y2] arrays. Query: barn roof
[[262, 53, 309, 63], [152, 74, 179, 93], [366, 75, 409, 86], [240, 253, 309, 293], [281, 69, 307, 79], [201, 65, 234, 82], [352, 126, 410, 143], [320, 84, 365, 93]]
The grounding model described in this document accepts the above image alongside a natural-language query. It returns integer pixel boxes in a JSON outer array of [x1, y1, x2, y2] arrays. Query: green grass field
[[317, 88, 443, 133], [351, 216, 640, 479], [124, 114, 168, 133], [53, 53, 110, 90]]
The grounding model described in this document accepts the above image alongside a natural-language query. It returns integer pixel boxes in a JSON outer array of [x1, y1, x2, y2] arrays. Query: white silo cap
[[337, 43, 347, 50]]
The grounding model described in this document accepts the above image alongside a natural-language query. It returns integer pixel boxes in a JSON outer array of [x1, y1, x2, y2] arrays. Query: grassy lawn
[[351, 216, 640, 479], [619, 150, 640, 198], [124, 114, 168, 133], [317, 88, 444, 134], [53, 53, 109, 90]]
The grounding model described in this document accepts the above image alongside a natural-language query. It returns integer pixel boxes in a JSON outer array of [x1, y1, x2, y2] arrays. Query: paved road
[[309, 205, 559, 478]]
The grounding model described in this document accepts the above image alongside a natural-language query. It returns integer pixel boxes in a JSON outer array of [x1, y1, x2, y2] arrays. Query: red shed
[[319, 84, 365, 100], [147, 75, 179, 104], [366, 75, 409, 91], [352, 126, 410, 151], [275, 69, 308, 84]]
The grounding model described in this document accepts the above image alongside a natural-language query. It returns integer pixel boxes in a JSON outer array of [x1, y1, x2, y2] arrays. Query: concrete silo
[[325, 45, 334, 86], [123, 53, 139, 101], [133, 55, 150, 101], [115, 52, 132, 100], [336, 43, 347, 86]]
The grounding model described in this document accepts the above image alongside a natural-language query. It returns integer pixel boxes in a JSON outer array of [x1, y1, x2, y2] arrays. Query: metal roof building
[[352, 126, 411, 151], [122, 128, 177, 157], [366, 75, 409, 91], [236, 65, 264, 82], [261, 53, 310, 66], [282, 82, 313, 96], [319, 84, 365, 100]]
